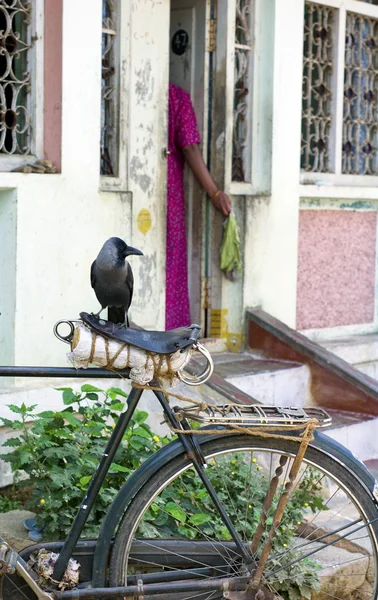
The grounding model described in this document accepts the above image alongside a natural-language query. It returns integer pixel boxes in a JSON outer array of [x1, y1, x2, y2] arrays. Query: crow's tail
[[107, 306, 127, 325]]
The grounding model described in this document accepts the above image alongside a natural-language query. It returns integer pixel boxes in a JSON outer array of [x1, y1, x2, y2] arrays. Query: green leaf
[[18, 448, 33, 465], [79, 475, 92, 486], [108, 387, 128, 398], [61, 412, 82, 427], [219, 526, 232, 540], [110, 402, 125, 412], [133, 427, 151, 439], [37, 411, 55, 419], [81, 384, 103, 393], [7, 404, 29, 415], [139, 521, 161, 537], [288, 587, 301, 600], [109, 464, 129, 473], [166, 502, 186, 523], [177, 525, 197, 539], [129, 439, 143, 451], [195, 490, 209, 500], [300, 586, 312, 600], [190, 513, 211, 526], [2, 437, 22, 447], [62, 390, 77, 405], [1, 418, 23, 429], [86, 393, 99, 401], [134, 411, 148, 424]]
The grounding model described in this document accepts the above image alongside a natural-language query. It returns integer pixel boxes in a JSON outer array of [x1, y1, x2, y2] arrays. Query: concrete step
[[210, 352, 378, 462], [210, 352, 312, 407], [324, 409, 378, 462], [321, 334, 378, 380]]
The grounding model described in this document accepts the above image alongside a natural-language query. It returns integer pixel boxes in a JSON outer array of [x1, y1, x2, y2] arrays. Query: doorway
[[169, 0, 210, 330]]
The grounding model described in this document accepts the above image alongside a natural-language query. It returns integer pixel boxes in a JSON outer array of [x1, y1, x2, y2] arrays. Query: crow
[[91, 237, 143, 326]]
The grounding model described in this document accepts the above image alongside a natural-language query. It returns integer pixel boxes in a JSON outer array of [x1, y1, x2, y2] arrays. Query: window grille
[[0, 0, 32, 156], [101, 0, 119, 177], [343, 12, 378, 174], [232, 0, 253, 182], [301, 2, 335, 173]]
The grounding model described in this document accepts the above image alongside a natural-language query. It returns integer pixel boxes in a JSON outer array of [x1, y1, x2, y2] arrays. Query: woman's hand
[[182, 145, 232, 216], [211, 191, 232, 216]]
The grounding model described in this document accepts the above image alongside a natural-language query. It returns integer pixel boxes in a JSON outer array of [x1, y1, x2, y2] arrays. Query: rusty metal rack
[[173, 403, 332, 428]]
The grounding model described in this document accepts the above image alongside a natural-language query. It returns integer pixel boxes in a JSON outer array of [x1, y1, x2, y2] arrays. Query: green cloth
[[220, 213, 242, 275]]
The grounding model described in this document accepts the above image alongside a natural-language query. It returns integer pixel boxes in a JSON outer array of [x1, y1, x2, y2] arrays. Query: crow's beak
[[126, 246, 143, 257]]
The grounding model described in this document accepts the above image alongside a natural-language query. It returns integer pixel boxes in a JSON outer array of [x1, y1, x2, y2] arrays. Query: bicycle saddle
[[80, 312, 201, 355]]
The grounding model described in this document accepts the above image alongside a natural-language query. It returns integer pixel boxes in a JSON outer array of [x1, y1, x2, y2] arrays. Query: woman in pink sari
[[166, 83, 231, 330]]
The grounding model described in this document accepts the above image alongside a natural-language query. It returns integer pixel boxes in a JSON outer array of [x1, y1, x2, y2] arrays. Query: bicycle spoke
[[266, 516, 378, 578], [111, 441, 378, 600], [150, 493, 242, 568], [3, 574, 34, 600], [129, 538, 233, 576]]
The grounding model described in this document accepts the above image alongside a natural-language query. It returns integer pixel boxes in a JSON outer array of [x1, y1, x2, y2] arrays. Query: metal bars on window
[[101, 0, 119, 177], [232, 0, 253, 182], [343, 12, 378, 174], [301, 2, 335, 173], [302, 0, 378, 178], [0, 0, 32, 156]]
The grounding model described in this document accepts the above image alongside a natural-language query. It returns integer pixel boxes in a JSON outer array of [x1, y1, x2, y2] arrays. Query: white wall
[[0, 0, 170, 373], [243, 0, 305, 329], [0, 189, 17, 366]]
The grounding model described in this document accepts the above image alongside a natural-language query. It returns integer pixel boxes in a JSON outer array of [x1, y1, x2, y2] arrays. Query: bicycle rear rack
[[173, 404, 332, 429]]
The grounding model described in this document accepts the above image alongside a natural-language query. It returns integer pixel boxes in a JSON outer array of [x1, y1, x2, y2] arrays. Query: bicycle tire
[[110, 434, 378, 599]]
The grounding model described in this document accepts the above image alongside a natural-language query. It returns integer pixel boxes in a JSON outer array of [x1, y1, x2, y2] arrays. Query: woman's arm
[[182, 143, 231, 216]]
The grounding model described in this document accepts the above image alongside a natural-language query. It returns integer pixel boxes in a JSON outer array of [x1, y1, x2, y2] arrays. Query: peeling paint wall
[[128, 0, 170, 329], [0, 0, 170, 371]]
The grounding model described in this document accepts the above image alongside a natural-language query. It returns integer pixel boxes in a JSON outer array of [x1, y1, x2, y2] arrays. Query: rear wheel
[[110, 435, 378, 600]]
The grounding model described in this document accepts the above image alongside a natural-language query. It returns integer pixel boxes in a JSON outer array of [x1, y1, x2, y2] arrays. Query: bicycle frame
[[2, 365, 376, 600], [0, 365, 255, 598]]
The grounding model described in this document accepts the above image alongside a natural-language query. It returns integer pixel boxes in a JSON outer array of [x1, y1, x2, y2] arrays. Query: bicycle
[[0, 312, 378, 600]]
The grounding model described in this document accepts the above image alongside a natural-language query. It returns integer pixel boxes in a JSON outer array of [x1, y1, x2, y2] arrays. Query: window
[[232, 0, 254, 183], [301, 3, 334, 173], [0, 0, 34, 158], [301, 0, 378, 180], [101, 0, 120, 177]]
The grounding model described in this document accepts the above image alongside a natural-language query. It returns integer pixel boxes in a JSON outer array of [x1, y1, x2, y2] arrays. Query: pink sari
[[165, 84, 201, 330]]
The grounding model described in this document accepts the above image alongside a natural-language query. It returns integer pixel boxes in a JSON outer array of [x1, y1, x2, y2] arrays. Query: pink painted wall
[[296, 210, 377, 330], [44, 0, 62, 172]]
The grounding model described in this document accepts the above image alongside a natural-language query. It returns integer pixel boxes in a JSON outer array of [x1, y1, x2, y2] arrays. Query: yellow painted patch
[[137, 208, 152, 234], [226, 333, 245, 353], [210, 309, 228, 338]]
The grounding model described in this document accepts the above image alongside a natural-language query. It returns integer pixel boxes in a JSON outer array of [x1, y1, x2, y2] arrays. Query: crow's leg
[[116, 311, 129, 329], [93, 307, 104, 319]]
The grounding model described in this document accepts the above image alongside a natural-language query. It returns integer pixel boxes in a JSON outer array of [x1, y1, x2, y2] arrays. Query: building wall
[[297, 209, 377, 330], [243, 0, 305, 329], [1, 0, 378, 383], [243, 0, 378, 341], [0, 0, 170, 374]]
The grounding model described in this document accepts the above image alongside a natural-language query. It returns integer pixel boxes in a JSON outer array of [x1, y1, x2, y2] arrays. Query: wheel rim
[[115, 443, 378, 600]]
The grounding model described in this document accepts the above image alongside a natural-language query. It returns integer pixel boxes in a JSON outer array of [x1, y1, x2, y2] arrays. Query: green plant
[[0, 495, 22, 513], [1, 389, 327, 598], [140, 455, 327, 600], [0, 385, 169, 538]]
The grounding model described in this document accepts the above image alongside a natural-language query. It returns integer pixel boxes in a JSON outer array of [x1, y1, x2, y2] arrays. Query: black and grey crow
[[91, 237, 143, 326]]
